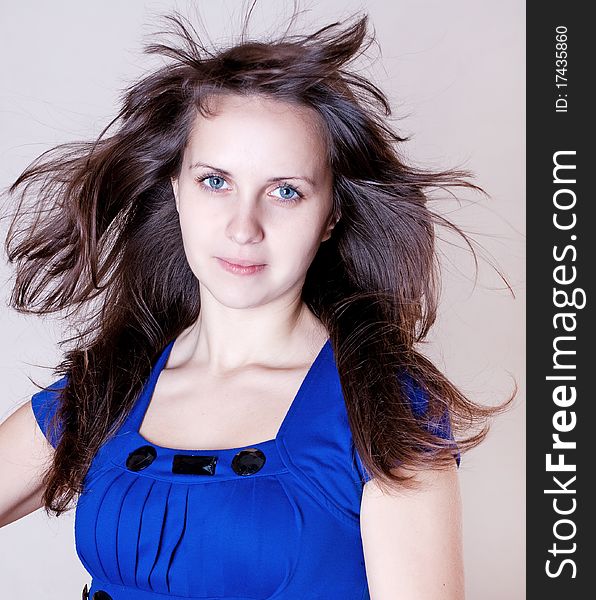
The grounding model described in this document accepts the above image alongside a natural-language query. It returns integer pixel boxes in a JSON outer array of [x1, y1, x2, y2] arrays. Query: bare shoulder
[[0, 399, 54, 461], [360, 464, 464, 599], [362, 463, 461, 498], [0, 400, 54, 527]]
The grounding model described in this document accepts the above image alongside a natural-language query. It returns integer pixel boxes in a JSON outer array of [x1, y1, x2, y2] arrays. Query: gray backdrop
[[0, 1, 525, 598]]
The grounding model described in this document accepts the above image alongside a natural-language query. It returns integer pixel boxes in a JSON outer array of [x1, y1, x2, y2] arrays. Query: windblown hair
[[3, 8, 512, 516]]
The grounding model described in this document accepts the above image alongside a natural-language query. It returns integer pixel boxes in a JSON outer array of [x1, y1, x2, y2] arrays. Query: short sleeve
[[355, 371, 460, 483], [30, 375, 68, 449]]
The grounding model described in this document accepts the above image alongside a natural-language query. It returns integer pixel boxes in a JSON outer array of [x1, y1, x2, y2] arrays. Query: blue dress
[[31, 337, 457, 599]]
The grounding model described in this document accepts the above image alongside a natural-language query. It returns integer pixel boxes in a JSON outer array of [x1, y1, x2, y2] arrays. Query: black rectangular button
[[172, 454, 217, 475]]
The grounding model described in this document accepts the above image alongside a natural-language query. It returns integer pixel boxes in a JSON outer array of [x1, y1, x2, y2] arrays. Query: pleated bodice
[[32, 339, 373, 599]]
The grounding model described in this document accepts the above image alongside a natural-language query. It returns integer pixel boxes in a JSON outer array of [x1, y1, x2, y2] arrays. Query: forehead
[[184, 94, 329, 172]]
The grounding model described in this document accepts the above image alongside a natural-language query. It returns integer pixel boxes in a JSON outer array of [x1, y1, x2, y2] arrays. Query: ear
[[321, 212, 340, 242], [170, 177, 179, 213]]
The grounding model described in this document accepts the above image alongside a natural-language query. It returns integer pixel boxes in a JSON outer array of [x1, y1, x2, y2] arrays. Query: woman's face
[[171, 93, 336, 310]]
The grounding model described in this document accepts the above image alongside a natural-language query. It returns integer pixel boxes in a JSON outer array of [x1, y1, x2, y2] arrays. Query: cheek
[[177, 190, 220, 233], [176, 204, 214, 266], [274, 225, 324, 270]]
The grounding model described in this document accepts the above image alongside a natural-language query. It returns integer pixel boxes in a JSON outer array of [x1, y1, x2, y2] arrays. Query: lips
[[217, 257, 266, 267], [215, 257, 267, 276]]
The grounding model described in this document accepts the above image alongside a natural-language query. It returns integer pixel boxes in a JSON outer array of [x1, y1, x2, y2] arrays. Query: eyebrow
[[189, 161, 316, 187]]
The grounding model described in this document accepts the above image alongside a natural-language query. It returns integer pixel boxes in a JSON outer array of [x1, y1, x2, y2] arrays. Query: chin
[[200, 282, 270, 309], [219, 296, 271, 311]]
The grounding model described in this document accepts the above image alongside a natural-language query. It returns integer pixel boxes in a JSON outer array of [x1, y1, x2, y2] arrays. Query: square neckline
[[128, 336, 332, 454]]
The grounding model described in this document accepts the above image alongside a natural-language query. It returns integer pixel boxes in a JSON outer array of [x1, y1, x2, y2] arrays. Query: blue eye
[[203, 175, 228, 191], [272, 184, 303, 202]]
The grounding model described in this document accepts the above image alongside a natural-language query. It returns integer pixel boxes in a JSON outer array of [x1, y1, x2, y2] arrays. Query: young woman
[[0, 9, 510, 600]]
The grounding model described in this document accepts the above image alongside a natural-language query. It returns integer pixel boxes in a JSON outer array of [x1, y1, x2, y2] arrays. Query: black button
[[126, 445, 157, 471], [231, 448, 266, 475], [172, 454, 217, 475], [92, 592, 113, 600]]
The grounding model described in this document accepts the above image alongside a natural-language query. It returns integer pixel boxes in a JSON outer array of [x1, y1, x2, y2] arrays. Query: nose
[[225, 196, 265, 245]]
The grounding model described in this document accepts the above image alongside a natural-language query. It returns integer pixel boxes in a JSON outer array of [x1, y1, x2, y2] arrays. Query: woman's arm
[[360, 463, 464, 600], [0, 401, 54, 527]]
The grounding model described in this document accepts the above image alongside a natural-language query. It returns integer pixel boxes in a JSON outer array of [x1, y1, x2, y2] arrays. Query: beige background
[[0, 1, 525, 598]]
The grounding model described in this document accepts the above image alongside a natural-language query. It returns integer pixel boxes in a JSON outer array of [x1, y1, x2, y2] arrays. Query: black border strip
[[527, 4, 593, 597]]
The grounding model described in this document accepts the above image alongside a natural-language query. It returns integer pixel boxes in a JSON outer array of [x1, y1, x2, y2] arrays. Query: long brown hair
[[3, 8, 513, 516]]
